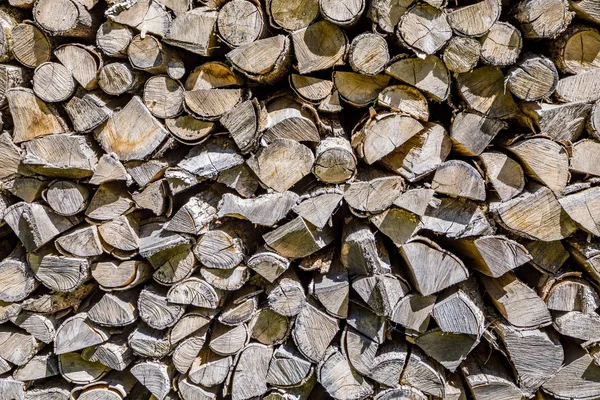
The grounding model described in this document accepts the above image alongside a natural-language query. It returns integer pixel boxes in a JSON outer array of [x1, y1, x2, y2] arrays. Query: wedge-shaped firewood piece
[[131, 361, 174, 400], [28, 250, 90, 292], [4, 202, 81, 251], [400, 348, 446, 398], [177, 375, 218, 400], [352, 112, 423, 164], [7, 87, 67, 143], [98, 214, 139, 254], [172, 328, 208, 374], [571, 139, 600, 176], [247, 139, 314, 192], [0, 379, 24, 400], [0, 324, 42, 366], [514, 0, 573, 39], [432, 160, 486, 201], [344, 327, 378, 378], [508, 137, 569, 193], [267, 343, 312, 387], [21, 281, 95, 314], [0, 132, 21, 180], [525, 239, 569, 272], [333, 71, 390, 107], [95, 96, 169, 161], [522, 101, 591, 141], [219, 290, 258, 326], [128, 324, 172, 358], [461, 345, 525, 400], [266, 269, 305, 317], [555, 68, 600, 103], [184, 88, 243, 120], [291, 20, 346, 74], [352, 274, 409, 317], [231, 344, 273, 400], [89, 153, 129, 185], [139, 284, 186, 329], [151, 243, 196, 286], [422, 196, 493, 238], [164, 7, 217, 55], [293, 302, 339, 362], [454, 235, 532, 277], [450, 112, 506, 156], [96, 19, 132, 58], [543, 275, 600, 313], [416, 329, 478, 372], [263, 216, 334, 259], [218, 191, 298, 227], [54, 44, 100, 91], [165, 187, 222, 235], [347, 303, 386, 344], [107, 0, 171, 37], [88, 290, 139, 327], [58, 352, 109, 385], [446, 0, 500, 36], [400, 238, 469, 296], [249, 308, 289, 346], [433, 288, 485, 336], [226, 35, 290, 84], [263, 97, 319, 143], [194, 228, 244, 270], [167, 277, 223, 309], [139, 221, 191, 259], [344, 171, 404, 214], [14, 353, 59, 381], [0, 246, 38, 302], [456, 66, 517, 119], [480, 151, 524, 201], [290, 74, 333, 103], [311, 258, 348, 318], [92, 260, 151, 291], [493, 322, 563, 396], [217, 164, 258, 198], [377, 84, 428, 121], [201, 264, 249, 291], [178, 137, 244, 179], [0, 301, 21, 325], [391, 294, 436, 333], [481, 272, 551, 328], [220, 100, 262, 155], [10, 311, 57, 343], [543, 344, 600, 400], [293, 190, 343, 229], [553, 311, 600, 341], [493, 184, 577, 241], [559, 187, 600, 236], [83, 335, 133, 371], [54, 313, 110, 355], [169, 309, 213, 344], [375, 387, 428, 400], [247, 250, 290, 282], [397, 3, 451, 55], [189, 348, 231, 387], [385, 56, 450, 102], [341, 218, 390, 276], [318, 346, 374, 400]]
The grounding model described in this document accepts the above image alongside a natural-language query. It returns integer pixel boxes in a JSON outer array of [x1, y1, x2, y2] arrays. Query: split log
[[188, 348, 231, 387], [559, 187, 600, 236], [107, 0, 171, 39], [431, 160, 486, 201], [443, 37, 480, 73], [248, 250, 290, 283], [54, 44, 101, 90], [385, 56, 449, 102], [397, 4, 452, 56], [543, 275, 600, 313], [456, 66, 517, 119], [571, 139, 600, 176], [446, 0, 500, 37], [138, 284, 186, 329], [0, 324, 42, 365], [401, 348, 446, 398], [64, 90, 112, 133], [217, 0, 264, 47], [454, 235, 531, 277], [480, 151, 525, 201], [318, 347, 373, 400], [313, 137, 356, 184], [555, 68, 600, 103], [96, 20, 132, 58], [33, 0, 98, 38], [92, 260, 151, 291], [194, 228, 244, 269], [266, 0, 318, 31], [507, 54, 559, 101], [263, 216, 334, 259], [333, 71, 389, 107], [58, 352, 109, 384], [542, 345, 600, 400], [421, 196, 493, 238], [344, 170, 404, 214], [0, 246, 38, 302], [131, 361, 174, 400], [98, 62, 144, 96], [164, 7, 218, 56], [230, 344, 273, 400], [167, 277, 223, 309], [128, 34, 184, 80], [226, 35, 290, 84], [340, 218, 390, 276], [11, 20, 51, 68], [377, 84, 429, 121], [514, 0, 573, 39], [480, 22, 522, 66], [293, 302, 339, 363], [54, 313, 110, 354], [522, 101, 591, 141], [391, 294, 436, 332], [128, 324, 172, 358]]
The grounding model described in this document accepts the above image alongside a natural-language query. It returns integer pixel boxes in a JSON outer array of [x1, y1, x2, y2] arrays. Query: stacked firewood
[[3, 0, 600, 399]]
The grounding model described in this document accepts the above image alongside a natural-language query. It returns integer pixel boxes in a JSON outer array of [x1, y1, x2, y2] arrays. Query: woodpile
[[3, 0, 600, 399]]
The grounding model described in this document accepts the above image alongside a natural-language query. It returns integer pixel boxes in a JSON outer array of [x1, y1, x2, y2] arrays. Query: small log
[[177, 376, 218, 400], [377, 84, 429, 121], [555, 68, 600, 103], [290, 74, 333, 103], [226, 35, 290, 84], [319, 0, 364, 26], [266, 343, 312, 387], [421, 196, 494, 238], [218, 191, 298, 227], [521, 101, 591, 141], [201, 264, 249, 291], [164, 8, 218, 56], [397, 3, 452, 56], [184, 87, 245, 121], [313, 137, 357, 184], [33, 0, 98, 38], [480, 151, 525, 201], [344, 170, 404, 214], [266, 0, 319, 31], [293, 302, 339, 362], [542, 345, 600, 400], [293, 190, 343, 229], [64, 90, 112, 133], [86, 182, 134, 221], [431, 160, 486, 201], [393, 187, 435, 216], [248, 308, 290, 345], [6, 176, 45, 203], [172, 329, 208, 374], [139, 221, 192, 259], [367, 0, 411, 34], [167, 277, 223, 308], [0, 246, 38, 302], [209, 322, 249, 355], [0, 325, 42, 366], [385, 55, 450, 102], [138, 283, 186, 329], [219, 290, 258, 326], [96, 20, 132, 58], [433, 287, 484, 337], [247, 250, 290, 282], [58, 352, 109, 384], [571, 139, 600, 176], [566, 237, 600, 284], [263, 216, 334, 259], [10, 311, 57, 343], [143, 75, 184, 119], [188, 348, 231, 387], [352, 274, 409, 317], [132, 180, 170, 216], [84, 336, 133, 371], [217, 0, 264, 47], [443, 37, 481, 73], [450, 112, 506, 157], [266, 269, 306, 316], [391, 294, 436, 332], [446, 0, 500, 37], [230, 344, 273, 400], [169, 309, 213, 344], [0, 379, 24, 400], [128, 324, 172, 358], [11, 21, 51, 68], [401, 348, 446, 398], [507, 54, 558, 101], [14, 353, 59, 381], [98, 62, 145, 95], [480, 22, 522, 66], [44, 180, 89, 217], [456, 66, 517, 119], [0, 301, 21, 323], [291, 21, 346, 75], [54, 44, 101, 90], [571, 0, 600, 24], [128, 34, 184, 80], [348, 33, 388, 76], [347, 302, 386, 342], [492, 184, 577, 241], [178, 137, 243, 178], [543, 275, 600, 313], [400, 237, 469, 296], [415, 330, 478, 372], [185, 61, 241, 90], [165, 187, 222, 235], [481, 272, 551, 328], [333, 71, 390, 107], [262, 96, 319, 143], [220, 99, 263, 153], [553, 310, 600, 341], [318, 347, 373, 400], [194, 228, 244, 269], [559, 187, 600, 236], [454, 235, 531, 277], [130, 361, 174, 400], [7, 88, 67, 143], [166, 115, 215, 145], [88, 290, 139, 327], [514, 0, 573, 39], [340, 218, 390, 276], [54, 313, 110, 354]]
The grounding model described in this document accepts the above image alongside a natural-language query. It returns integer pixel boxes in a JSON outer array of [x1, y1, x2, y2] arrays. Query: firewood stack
[[2, 0, 600, 399]]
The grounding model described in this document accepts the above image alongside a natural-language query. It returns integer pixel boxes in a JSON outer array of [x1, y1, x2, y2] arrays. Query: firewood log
[[432, 160, 486, 201], [480, 151, 525, 201], [522, 101, 591, 141], [318, 346, 373, 400], [217, 0, 264, 47], [397, 3, 451, 56], [0, 246, 38, 302], [98, 62, 145, 96], [107, 0, 171, 38], [446, 0, 500, 37], [164, 7, 218, 56], [265, 0, 318, 31], [226, 35, 290, 84], [443, 37, 480, 73], [456, 66, 517, 119], [230, 343, 273, 400], [340, 218, 390, 276], [514, 0, 573, 39], [128, 34, 185, 80], [542, 344, 600, 400], [96, 20, 132, 58], [130, 361, 174, 400], [33, 0, 98, 38], [333, 71, 389, 107], [54, 313, 110, 354]]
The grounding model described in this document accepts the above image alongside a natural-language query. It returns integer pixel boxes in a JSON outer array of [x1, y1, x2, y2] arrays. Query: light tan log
[[456, 66, 517, 119], [58, 352, 109, 384], [164, 8, 218, 56], [514, 0, 573, 39], [431, 160, 486, 201], [266, 0, 318, 31], [521, 100, 591, 141], [480, 22, 522, 66], [333, 71, 389, 106], [397, 3, 451, 56], [217, 0, 264, 47], [226, 35, 290, 84], [0, 245, 38, 302], [555, 68, 600, 103], [54, 44, 101, 90], [96, 20, 132, 58], [128, 34, 185, 79], [98, 62, 145, 96], [54, 313, 110, 354], [386, 55, 450, 101], [443, 37, 480, 73], [131, 361, 174, 400]]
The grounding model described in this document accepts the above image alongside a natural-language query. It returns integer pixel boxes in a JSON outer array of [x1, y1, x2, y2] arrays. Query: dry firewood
[[508, 137, 568, 193], [226, 35, 290, 84], [218, 191, 297, 227], [11, 20, 51, 68], [450, 112, 505, 157], [479, 151, 525, 202], [522, 101, 591, 141], [340, 218, 390, 276], [178, 137, 244, 178], [348, 33, 388, 76], [319, 0, 364, 26], [333, 71, 389, 107], [352, 112, 423, 165], [184, 88, 245, 121], [401, 348, 445, 398], [454, 235, 531, 278], [98, 214, 139, 255], [0, 5, 21, 62], [431, 160, 486, 201], [55, 223, 102, 255], [344, 170, 403, 215], [164, 7, 218, 56], [377, 84, 429, 121], [216, 0, 264, 47], [0, 132, 21, 180], [83, 335, 133, 371], [230, 343, 273, 400], [318, 346, 373, 400], [6, 177, 46, 203], [107, 0, 171, 38], [139, 221, 192, 259], [95, 96, 169, 161], [0, 324, 42, 366], [293, 302, 339, 363], [347, 302, 386, 344], [367, 0, 412, 34], [86, 183, 134, 221], [128, 34, 184, 80], [446, 0, 500, 37], [188, 348, 232, 387], [481, 272, 551, 328], [64, 90, 112, 133], [142, 75, 184, 119], [88, 290, 138, 327], [220, 99, 262, 154], [33, 0, 98, 38], [397, 3, 451, 56], [172, 328, 208, 374], [313, 137, 357, 184], [263, 216, 334, 259], [442, 37, 481, 73], [0, 64, 30, 108], [293, 190, 343, 229], [415, 330, 478, 372], [54, 44, 101, 90], [566, 237, 600, 284], [265, 0, 318, 31], [98, 62, 144, 95], [132, 180, 171, 216], [542, 344, 600, 400], [201, 265, 249, 291], [248, 250, 290, 282], [219, 289, 258, 326], [0, 379, 24, 400], [248, 308, 290, 345], [262, 97, 319, 143], [344, 326, 379, 378], [400, 237, 469, 296], [570, 0, 600, 24], [0, 301, 22, 323], [433, 287, 484, 337], [421, 196, 493, 238], [169, 309, 213, 344], [543, 275, 600, 313], [479, 22, 522, 67], [128, 324, 172, 358], [375, 387, 428, 400], [289, 74, 333, 103], [7, 88, 67, 143], [164, 167, 205, 195], [185, 61, 241, 90], [461, 345, 524, 400], [96, 20, 132, 58], [176, 375, 218, 400], [14, 353, 59, 381], [456, 66, 517, 119], [506, 54, 559, 101], [352, 274, 408, 317], [20, 281, 95, 314], [571, 139, 600, 176], [167, 277, 223, 309], [553, 310, 600, 341], [559, 187, 600, 236], [42, 180, 89, 217], [0, 246, 38, 302], [138, 283, 186, 329], [130, 361, 174, 400], [266, 343, 312, 387], [165, 187, 223, 235], [555, 68, 600, 103], [10, 311, 57, 343], [391, 294, 436, 332], [166, 115, 215, 145], [492, 184, 577, 241], [514, 0, 573, 39], [58, 352, 109, 384], [54, 313, 110, 354], [385, 56, 449, 102], [266, 269, 306, 316], [319, 89, 343, 113], [194, 228, 244, 269], [92, 260, 151, 291]]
